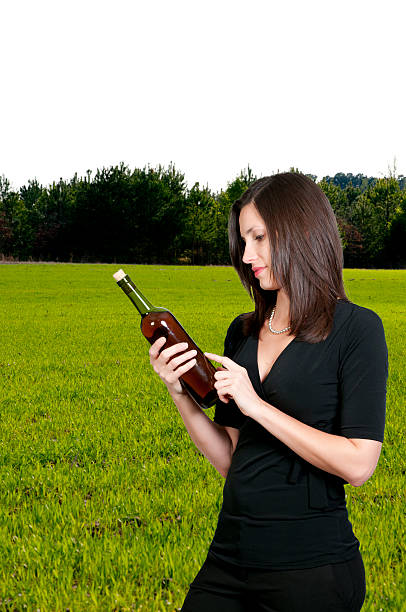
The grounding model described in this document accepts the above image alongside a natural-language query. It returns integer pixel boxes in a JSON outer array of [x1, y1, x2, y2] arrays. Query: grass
[[0, 264, 405, 611]]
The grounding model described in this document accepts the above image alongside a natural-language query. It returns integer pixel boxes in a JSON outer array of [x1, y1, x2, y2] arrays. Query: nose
[[242, 240, 257, 264]]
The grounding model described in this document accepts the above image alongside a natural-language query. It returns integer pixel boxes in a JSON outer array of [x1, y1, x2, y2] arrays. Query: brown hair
[[228, 172, 349, 343]]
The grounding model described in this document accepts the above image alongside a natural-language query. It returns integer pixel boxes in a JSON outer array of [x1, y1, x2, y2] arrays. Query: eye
[[255, 235, 264, 241]]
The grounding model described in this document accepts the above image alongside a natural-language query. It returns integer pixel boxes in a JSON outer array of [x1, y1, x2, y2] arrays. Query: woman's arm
[[167, 386, 236, 478], [254, 400, 381, 486], [149, 337, 235, 478], [205, 351, 382, 487]]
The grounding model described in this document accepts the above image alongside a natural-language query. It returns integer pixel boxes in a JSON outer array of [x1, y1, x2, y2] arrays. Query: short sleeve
[[213, 315, 247, 430], [338, 306, 388, 442]]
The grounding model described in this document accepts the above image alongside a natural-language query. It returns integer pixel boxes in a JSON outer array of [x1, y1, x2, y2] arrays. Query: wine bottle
[[113, 269, 218, 409]]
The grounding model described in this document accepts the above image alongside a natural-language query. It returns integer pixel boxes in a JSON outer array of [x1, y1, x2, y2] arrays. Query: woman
[[149, 173, 388, 611]]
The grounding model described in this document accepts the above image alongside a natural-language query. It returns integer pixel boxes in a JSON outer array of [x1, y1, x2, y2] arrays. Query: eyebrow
[[240, 226, 264, 239]]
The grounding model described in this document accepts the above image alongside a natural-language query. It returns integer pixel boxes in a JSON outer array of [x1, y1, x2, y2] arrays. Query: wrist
[[252, 397, 273, 422], [167, 383, 188, 401], [168, 385, 185, 399]]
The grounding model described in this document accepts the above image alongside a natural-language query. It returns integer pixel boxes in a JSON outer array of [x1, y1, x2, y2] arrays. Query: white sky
[[1, 0, 405, 193]]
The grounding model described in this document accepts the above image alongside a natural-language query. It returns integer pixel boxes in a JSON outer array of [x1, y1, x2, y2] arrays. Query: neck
[[273, 289, 291, 329]]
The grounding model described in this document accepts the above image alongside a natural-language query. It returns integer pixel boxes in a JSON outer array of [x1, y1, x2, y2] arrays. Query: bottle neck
[[117, 275, 155, 316]]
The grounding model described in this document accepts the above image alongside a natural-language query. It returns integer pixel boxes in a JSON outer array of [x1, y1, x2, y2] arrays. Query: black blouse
[[208, 300, 388, 569]]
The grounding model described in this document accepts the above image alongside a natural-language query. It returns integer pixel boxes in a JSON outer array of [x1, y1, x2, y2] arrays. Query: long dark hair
[[228, 172, 349, 343]]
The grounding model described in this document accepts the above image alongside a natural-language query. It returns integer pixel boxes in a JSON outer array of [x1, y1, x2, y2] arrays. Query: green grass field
[[0, 264, 405, 611]]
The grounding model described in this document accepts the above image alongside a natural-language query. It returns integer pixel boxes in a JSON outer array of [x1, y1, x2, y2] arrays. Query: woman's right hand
[[148, 336, 197, 395]]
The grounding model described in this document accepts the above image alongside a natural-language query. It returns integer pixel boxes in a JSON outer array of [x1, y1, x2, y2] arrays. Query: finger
[[218, 394, 230, 403], [166, 358, 197, 383], [159, 342, 190, 363], [149, 336, 167, 359], [205, 353, 238, 370], [171, 349, 197, 369], [218, 389, 232, 403], [214, 370, 230, 380], [204, 352, 223, 363], [214, 380, 233, 393]]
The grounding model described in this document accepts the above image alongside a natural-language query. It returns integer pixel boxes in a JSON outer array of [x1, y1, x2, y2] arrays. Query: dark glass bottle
[[113, 269, 218, 409]]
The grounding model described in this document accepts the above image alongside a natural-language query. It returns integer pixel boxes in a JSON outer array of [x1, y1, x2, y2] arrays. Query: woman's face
[[239, 202, 280, 291]]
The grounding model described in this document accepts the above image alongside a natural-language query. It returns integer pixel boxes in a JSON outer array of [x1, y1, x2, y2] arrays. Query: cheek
[[265, 268, 280, 289], [261, 244, 271, 263]]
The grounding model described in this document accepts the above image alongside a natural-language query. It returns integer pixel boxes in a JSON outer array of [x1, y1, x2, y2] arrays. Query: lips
[[253, 267, 266, 277]]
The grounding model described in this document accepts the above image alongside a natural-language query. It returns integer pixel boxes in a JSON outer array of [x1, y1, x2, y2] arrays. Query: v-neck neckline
[[255, 334, 297, 386]]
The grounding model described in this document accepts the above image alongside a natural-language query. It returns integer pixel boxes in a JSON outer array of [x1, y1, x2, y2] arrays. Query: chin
[[259, 278, 279, 291]]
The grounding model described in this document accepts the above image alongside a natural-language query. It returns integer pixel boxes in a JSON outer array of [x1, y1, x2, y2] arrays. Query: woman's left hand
[[204, 352, 262, 418]]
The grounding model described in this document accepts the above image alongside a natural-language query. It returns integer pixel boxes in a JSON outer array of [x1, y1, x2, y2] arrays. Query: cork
[[113, 269, 126, 281]]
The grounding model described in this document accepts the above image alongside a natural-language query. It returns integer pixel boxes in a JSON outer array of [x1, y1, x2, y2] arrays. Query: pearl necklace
[[268, 307, 291, 334]]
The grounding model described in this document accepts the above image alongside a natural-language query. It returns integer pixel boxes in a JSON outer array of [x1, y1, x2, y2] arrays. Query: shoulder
[[224, 312, 252, 356], [336, 301, 388, 366], [336, 300, 385, 336], [226, 313, 246, 334]]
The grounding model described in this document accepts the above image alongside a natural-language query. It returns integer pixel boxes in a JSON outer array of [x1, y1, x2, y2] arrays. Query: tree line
[[1, 164, 406, 268]]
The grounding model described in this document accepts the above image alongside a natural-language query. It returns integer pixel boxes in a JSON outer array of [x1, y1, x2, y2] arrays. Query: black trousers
[[181, 550, 366, 612]]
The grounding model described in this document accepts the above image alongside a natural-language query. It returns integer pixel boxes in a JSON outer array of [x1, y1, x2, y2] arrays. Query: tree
[[321, 172, 375, 191], [179, 183, 218, 264], [0, 175, 32, 258], [385, 195, 406, 268], [30, 178, 76, 260], [0, 175, 14, 255], [128, 163, 187, 263], [352, 177, 404, 266], [1, 164, 405, 267]]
